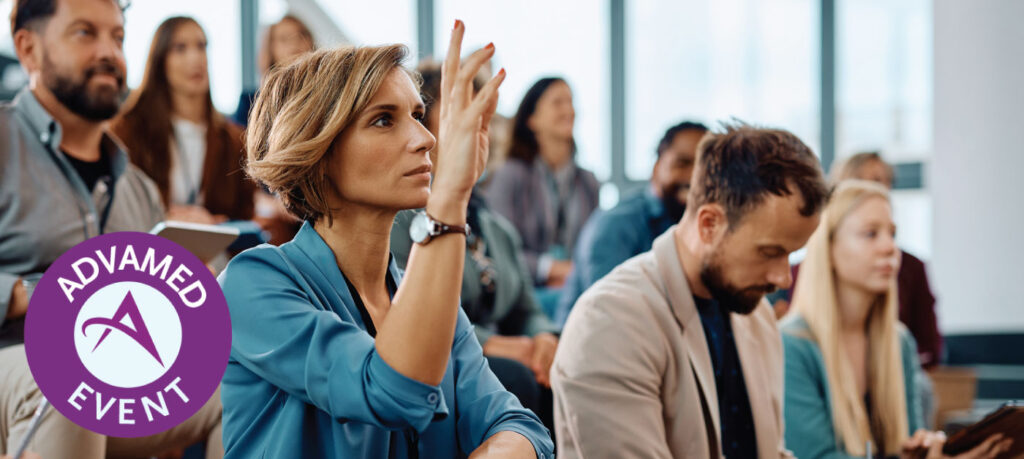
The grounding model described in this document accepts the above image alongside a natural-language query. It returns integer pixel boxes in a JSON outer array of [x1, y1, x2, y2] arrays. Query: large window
[[435, 0, 611, 181], [0, 0, 23, 97], [313, 0, 417, 57], [625, 0, 820, 180], [838, 0, 933, 257], [0, 0, 11, 52], [0, 0, 937, 255], [837, 0, 932, 162]]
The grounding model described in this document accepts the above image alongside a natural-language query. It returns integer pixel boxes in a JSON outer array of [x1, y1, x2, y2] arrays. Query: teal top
[[218, 222, 553, 458], [780, 315, 923, 459]]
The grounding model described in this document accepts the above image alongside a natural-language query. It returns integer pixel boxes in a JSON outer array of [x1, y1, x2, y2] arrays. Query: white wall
[[932, 0, 1024, 334]]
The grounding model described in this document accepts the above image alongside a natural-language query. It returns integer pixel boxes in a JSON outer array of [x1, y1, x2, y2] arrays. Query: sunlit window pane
[[435, 0, 611, 180], [626, 0, 820, 180]]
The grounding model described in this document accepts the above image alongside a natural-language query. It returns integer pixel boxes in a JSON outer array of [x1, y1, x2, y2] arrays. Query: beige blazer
[[551, 228, 792, 458]]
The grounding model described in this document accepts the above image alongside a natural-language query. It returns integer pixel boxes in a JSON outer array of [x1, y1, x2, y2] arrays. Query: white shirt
[[169, 117, 207, 206]]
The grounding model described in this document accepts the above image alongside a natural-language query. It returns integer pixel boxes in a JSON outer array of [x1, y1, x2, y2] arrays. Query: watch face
[[409, 213, 430, 243]]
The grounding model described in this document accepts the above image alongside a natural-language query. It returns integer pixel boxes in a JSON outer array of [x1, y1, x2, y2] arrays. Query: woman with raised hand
[[781, 180, 1011, 459], [217, 22, 552, 458], [391, 62, 561, 432]]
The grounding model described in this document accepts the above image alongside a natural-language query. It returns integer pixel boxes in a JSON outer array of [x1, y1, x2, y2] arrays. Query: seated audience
[[0, 0, 222, 457], [484, 77, 600, 314], [391, 62, 560, 429], [781, 179, 1011, 458], [233, 14, 314, 127], [556, 120, 708, 326], [113, 16, 255, 225], [217, 24, 553, 457], [551, 123, 829, 457]]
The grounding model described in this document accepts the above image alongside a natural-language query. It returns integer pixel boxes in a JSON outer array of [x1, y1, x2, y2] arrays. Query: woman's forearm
[[375, 192, 468, 386], [469, 431, 536, 459], [374, 24, 503, 387]]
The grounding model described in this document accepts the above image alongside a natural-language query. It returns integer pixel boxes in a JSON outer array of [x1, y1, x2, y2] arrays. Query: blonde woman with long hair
[[781, 180, 1011, 458]]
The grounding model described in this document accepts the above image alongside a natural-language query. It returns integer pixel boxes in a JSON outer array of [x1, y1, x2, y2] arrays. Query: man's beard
[[699, 250, 776, 315], [660, 182, 688, 222], [42, 52, 127, 121]]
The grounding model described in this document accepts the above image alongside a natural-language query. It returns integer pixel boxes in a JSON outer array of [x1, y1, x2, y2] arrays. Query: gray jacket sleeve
[[0, 272, 17, 328], [493, 213, 559, 338]]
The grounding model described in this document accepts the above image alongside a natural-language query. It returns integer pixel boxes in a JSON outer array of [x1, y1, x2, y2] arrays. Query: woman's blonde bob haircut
[[791, 179, 908, 456], [246, 44, 418, 223]]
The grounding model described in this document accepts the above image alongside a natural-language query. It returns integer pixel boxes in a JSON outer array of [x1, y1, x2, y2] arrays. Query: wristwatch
[[21, 276, 38, 300], [409, 211, 470, 245]]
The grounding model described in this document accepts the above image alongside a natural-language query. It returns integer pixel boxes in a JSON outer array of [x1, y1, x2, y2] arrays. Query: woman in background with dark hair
[[484, 77, 599, 312], [113, 16, 255, 225]]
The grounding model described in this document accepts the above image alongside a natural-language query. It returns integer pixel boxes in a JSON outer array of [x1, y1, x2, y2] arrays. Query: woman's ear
[[696, 204, 727, 244]]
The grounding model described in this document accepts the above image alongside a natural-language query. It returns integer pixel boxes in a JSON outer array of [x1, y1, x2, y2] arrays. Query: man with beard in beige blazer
[[551, 124, 829, 458]]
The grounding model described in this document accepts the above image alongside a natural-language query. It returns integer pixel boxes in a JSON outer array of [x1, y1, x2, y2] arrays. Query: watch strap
[[427, 213, 470, 239]]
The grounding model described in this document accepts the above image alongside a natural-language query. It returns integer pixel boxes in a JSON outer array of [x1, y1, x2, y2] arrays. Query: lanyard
[[52, 146, 117, 238]]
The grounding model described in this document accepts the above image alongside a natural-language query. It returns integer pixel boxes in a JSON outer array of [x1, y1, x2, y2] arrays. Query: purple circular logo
[[24, 232, 231, 438]]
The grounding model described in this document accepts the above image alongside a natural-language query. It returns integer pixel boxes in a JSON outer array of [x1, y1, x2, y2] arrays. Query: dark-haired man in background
[[552, 124, 829, 458], [0, 0, 222, 457], [555, 121, 708, 326]]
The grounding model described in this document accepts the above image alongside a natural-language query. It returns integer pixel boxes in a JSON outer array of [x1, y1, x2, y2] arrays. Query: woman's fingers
[[440, 19, 464, 114], [960, 433, 1004, 459], [450, 44, 495, 111], [467, 68, 505, 128], [924, 435, 945, 459], [475, 68, 505, 127], [904, 428, 929, 451], [440, 21, 498, 122], [993, 438, 1013, 457]]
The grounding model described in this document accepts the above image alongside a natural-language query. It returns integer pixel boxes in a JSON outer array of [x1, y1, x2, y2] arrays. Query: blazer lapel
[[651, 230, 722, 449]]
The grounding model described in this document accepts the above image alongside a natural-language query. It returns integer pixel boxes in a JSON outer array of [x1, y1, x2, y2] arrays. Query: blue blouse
[[218, 222, 553, 458]]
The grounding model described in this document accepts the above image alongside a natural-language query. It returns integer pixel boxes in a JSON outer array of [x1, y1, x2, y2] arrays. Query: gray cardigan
[[483, 158, 600, 282], [391, 208, 559, 346]]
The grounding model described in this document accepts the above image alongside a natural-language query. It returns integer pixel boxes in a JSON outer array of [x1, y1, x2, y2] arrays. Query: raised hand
[[428, 20, 506, 223]]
